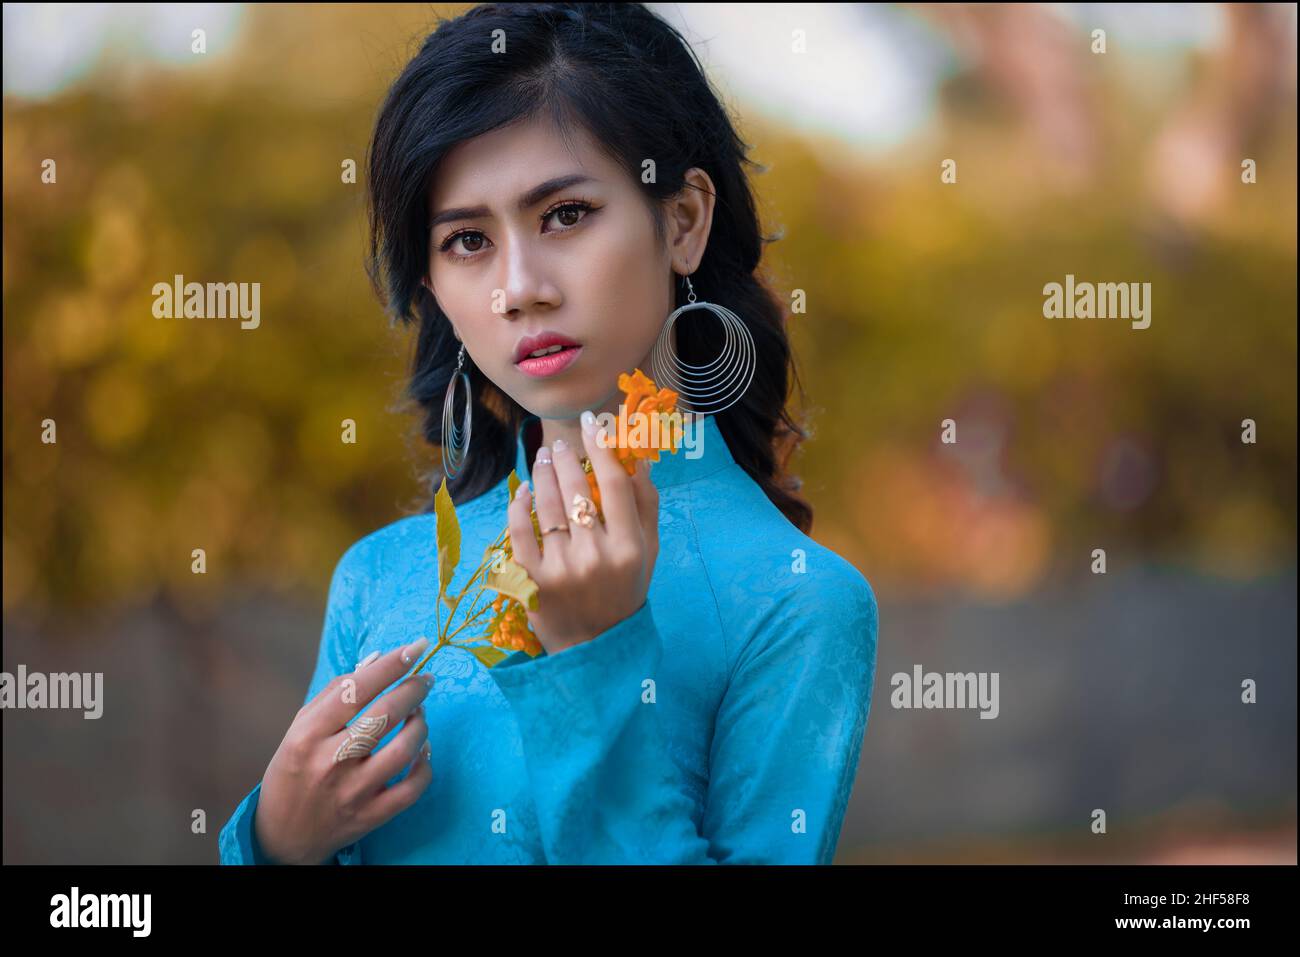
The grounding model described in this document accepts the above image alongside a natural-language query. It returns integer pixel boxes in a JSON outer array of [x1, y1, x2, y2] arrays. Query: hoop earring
[[441, 343, 472, 479], [648, 273, 756, 415]]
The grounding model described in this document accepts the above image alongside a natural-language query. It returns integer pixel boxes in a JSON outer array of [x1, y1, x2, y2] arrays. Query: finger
[[579, 411, 638, 537], [323, 674, 433, 766], [507, 481, 541, 573], [530, 445, 569, 554], [358, 672, 435, 740], [349, 708, 429, 795], [630, 457, 661, 588], [362, 747, 433, 829], [550, 436, 601, 540], [304, 639, 432, 738]]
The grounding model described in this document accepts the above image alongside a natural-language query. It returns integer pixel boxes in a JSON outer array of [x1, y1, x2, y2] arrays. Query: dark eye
[[543, 201, 596, 231], [440, 230, 488, 257], [437, 200, 596, 261]]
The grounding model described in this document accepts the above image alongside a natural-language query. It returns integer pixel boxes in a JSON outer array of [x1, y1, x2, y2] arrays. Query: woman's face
[[424, 114, 714, 419]]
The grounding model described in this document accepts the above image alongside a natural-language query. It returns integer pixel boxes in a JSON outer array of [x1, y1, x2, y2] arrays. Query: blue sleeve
[[487, 576, 879, 864], [217, 542, 370, 865]]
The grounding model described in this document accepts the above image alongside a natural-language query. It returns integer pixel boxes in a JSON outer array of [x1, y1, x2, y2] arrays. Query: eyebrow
[[429, 173, 597, 231]]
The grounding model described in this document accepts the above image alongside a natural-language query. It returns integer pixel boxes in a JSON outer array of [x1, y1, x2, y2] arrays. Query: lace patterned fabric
[[218, 413, 879, 864]]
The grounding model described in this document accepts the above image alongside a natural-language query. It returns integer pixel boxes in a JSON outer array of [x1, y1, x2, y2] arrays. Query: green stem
[[412, 520, 517, 676], [444, 599, 495, 643], [407, 636, 447, 677], [409, 586, 499, 676]]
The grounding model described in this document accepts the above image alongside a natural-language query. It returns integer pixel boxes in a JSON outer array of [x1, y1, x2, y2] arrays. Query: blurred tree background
[[2, 3, 1295, 863]]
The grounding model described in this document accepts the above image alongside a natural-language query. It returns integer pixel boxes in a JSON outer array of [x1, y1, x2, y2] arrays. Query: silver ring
[[332, 713, 388, 764]]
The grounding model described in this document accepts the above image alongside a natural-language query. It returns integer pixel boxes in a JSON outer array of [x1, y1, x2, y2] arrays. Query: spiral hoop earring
[[649, 274, 756, 415], [441, 343, 472, 479]]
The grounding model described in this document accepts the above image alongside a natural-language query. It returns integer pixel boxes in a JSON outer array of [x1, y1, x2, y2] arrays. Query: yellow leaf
[[481, 544, 508, 575], [486, 555, 539, 611], [434, 476, 460, 599], [468, 643, 510, 668]]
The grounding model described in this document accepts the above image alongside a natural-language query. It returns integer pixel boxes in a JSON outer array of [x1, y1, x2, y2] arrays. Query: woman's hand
[[254, 639, 435, 865], [507, 410, 660, 655]]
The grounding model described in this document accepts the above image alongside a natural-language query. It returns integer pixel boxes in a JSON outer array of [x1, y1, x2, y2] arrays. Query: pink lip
[[516, 344, 583, 378], [512, 329, 582, 363]]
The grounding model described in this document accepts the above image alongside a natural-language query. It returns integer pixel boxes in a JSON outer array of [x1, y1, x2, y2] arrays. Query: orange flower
[[486, 593, 541, 656], [585, 466, 604, 516], [613, 368, 682, 473], [580, 369, 683, 519]]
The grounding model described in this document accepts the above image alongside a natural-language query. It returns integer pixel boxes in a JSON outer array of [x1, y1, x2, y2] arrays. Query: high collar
[[513, 411, 734, 489]]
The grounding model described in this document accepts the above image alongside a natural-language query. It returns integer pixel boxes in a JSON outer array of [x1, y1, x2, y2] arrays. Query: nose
[[496, 227, 560, 319]]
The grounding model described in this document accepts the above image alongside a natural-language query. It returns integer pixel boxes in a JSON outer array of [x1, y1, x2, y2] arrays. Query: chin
[[521, 389, 608, 422]]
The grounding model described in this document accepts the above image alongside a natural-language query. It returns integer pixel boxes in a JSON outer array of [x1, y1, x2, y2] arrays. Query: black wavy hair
[[365, 1, 814, 532]]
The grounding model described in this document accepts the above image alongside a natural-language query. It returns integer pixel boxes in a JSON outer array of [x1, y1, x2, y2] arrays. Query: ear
[[668, 167, 716, 274]]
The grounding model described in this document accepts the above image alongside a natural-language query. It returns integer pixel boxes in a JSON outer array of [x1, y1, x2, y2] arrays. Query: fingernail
[[401, 637, 430, 664], [536, 446, 552, 465], [553, 438, 568, 454], [355, 650, 380, 671], [421, 742, 432, 761], [580, 410, 596, 433], [421, 673, 435, 691]]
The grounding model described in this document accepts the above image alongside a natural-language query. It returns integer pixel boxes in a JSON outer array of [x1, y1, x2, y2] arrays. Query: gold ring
[[540, 523, 568, 537], [332, 713, 388, 764], [569, 493, 597, 529]]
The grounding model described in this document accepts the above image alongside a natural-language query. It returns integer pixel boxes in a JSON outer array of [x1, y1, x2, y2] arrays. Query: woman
[[219, 1, 878, 865]]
